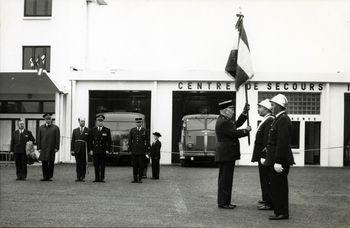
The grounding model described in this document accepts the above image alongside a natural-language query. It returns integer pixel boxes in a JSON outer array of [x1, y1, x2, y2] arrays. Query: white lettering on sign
[[177, 82, 233, 90]]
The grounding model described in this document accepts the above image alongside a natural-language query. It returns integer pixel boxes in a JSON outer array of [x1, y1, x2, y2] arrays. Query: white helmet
[[258, 99, 272, 111], [270, 94, 288, 108]]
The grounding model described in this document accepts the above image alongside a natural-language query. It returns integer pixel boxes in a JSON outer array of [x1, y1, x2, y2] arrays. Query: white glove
[[260, 158, 266, 164], [274, 163, 283, 173]]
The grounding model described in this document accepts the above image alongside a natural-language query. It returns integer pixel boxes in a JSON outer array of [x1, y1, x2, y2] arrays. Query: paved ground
[[0, 164, 349, 227]]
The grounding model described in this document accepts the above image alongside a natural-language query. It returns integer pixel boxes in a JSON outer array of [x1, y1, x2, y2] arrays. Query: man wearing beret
[[89, 114, 111, 182], [37, 113, 60, 181], [265, 94, 295, 220], [71, 117, 90, 182], [215, 100, 251, 209], [10, 120, 35, 180], [251, 99, 275, 210], [128, 118, 150, 183]]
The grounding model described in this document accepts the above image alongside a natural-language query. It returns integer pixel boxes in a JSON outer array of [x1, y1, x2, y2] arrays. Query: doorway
[[304, 122, 321, 165]]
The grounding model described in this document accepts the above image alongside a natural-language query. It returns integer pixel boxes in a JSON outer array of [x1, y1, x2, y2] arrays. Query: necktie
[[80, 127, 83, 134], [99, 127, 101, 132]]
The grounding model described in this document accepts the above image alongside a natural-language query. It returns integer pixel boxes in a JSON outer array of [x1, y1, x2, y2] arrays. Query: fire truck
[[178, 114, 218, 166]]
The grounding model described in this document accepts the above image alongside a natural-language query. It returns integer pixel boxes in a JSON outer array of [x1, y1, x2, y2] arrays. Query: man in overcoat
[[89, 114, 111, 182], [128, 118, 149, 183], [37, 113, 60, 181], [265, 94, 295, 220], [10, 120, 35, 180], [215, 100, 251, 209], [71, 117, 90, 182], [251, 99, 275, 210]]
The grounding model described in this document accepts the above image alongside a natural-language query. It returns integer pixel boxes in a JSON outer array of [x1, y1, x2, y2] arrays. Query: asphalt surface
[[0, 164, 349, 227]]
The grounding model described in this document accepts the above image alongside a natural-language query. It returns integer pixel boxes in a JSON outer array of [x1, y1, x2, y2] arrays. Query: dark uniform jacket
[[251, 114, 275, 162], [215, 114, 249, 162], [37, 124, 60, 161], [128, 127, 149, 155], [71, 127, 90, 154], [90, 126, 111, 154], [265, 112, 295, 166], [10, 129, 35, 154], [150, 140, 161, 159]]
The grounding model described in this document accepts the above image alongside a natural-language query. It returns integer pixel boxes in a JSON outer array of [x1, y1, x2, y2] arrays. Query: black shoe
[[16, 177, 21, 181], [258, 205, 273, 210], [19, 178, 26, 181], [258, 200, 266, 204], [40, 178, 47, 181], [131, 180, 138, 183], [46, 179, 52, 181], [93, 180, 99, 182], [75, 179, 80, 182], [218, 204, 236, 209], [269, 214, 289, 220], [142, 176, 147, 179]]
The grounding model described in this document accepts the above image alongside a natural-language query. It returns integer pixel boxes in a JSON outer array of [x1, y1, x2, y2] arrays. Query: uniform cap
[[95, 114, 105, 120], [270, 94, 288, 108], [43, 113, 53, 118], [218, 100, 234, 110], [258, 99, 272, 111], [153, 132, 161, 137], [135, 117, 143, 123]]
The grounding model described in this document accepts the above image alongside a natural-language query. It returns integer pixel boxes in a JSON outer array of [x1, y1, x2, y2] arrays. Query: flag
[[225, 15, 253, 90]]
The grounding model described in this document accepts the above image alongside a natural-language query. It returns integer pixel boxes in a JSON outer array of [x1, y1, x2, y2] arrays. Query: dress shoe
[[93, 180, 99, 183], [20, 178, 26, 181], [46, 179, 52, 181], [258, 205, 273, 210], [218, 204, 236, 209], [40, 178, 47, 181], [131, 180, 138, 183], [75, 179, 80, 182], [16, 177, 21, 180], [258, 200, 266, 204], [269, 214, 289, 220]]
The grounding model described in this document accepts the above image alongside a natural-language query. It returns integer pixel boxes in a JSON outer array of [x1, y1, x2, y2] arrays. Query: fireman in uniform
[[89, 114, 111, 183], [128, 117, 150, 183], [265, 94, 295, 220], [71, 117, 90, 182], [251, 99, 275, 210]]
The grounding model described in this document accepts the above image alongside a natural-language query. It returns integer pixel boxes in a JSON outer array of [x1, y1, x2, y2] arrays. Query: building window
[[24, 0, 52, 17], [0, 101, 54, 114], [291, 121, 300, 148], [22, 46, 50, 72], [258, 92, 321, 114]]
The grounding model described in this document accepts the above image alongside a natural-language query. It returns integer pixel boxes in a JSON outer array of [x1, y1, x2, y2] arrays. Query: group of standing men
[[70, 114, 162, 183], [215, 93, 295, 220], [10, 113, 60, 181]]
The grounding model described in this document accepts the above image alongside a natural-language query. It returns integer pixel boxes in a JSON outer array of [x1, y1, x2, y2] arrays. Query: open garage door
[[89, 91, 151, 164], [172, 91, 235, 163]]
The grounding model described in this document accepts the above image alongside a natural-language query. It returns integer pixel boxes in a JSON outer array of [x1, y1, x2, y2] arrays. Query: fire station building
[[1, 0, 349, 166]]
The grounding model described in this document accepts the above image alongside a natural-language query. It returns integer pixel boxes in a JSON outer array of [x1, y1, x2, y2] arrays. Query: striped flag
[[225, 15, 254, 90]]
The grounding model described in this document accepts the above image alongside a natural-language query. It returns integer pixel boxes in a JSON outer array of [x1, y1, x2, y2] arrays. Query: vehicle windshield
[[185, 117, 217, 131], [103, 121, 135, 131]]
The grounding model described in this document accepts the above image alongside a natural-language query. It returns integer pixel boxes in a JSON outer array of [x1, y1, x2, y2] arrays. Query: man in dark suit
[[10, 120, 35, 180], [215, 100, 251, 209], [265, 94, 295, 220], [71, 117, 90, 182], [251, 99, 275, 210], [128, 117, 149, 183], [150, 132, 162, 179], [89, 114, 111, 183], [37, 113, 60, 181]]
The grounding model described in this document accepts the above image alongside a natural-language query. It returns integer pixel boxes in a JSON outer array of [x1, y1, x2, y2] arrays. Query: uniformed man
[[89, 114, 111, 183], [71, 117, 90, 182], [251, 99, 275, 210], [215, 100, 251, 209], [10, 120, 35, 180], [37, 113, 60, 181], [128, 117, 149, 183], [150, 132, 162, 179], [265, 94, 295, 220]]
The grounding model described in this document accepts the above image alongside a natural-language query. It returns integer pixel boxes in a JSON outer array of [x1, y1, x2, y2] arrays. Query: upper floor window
[[24, 0, 52, 17], [22, 46, 50, 72], [258, 92, 321, 115]]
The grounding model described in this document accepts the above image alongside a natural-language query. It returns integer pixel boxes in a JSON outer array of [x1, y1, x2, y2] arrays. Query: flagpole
[[236, 11, 251, 145]]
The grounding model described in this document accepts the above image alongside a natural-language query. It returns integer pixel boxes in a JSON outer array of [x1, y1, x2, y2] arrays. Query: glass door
[[305, 122, 321, 165]]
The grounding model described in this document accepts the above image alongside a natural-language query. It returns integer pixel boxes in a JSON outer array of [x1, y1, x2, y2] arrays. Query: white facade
[[1, 0, 350, 166]]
